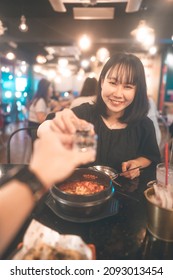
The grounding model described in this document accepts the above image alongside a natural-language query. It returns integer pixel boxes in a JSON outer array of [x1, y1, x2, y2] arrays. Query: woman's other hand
[[121, 160, 141, 179], [121, 156, 151, 179]]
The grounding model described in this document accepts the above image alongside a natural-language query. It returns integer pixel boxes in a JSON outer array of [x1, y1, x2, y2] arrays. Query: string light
[[6, 52, 16, 60], [19, 15, 28, 32], [131, 20, 155, 48], [78, 34, 91, 51], [36, 55, 47, 64], [96, 48, 110, 63]]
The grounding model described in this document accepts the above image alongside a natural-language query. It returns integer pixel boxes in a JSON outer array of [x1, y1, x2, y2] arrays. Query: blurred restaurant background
[[0, 0, 173, 162]]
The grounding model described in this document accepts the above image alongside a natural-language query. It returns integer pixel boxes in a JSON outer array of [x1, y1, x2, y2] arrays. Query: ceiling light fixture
[[58, 58, 68, 67], [149, 46, 157, 56], [131, 20, 155, 47], [19, 15, 29, 32], [78, 34, 91, 51], [6, 52, 16, 60], [81, 59, 90, 69], [125, 0, 142, 13], [48, 0, 66, 13], [36, 55, 47, 64], [96, 48, 110, 63]]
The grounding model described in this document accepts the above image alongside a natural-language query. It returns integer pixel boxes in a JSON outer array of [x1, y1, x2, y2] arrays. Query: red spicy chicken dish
[[59, 180, 106, 195]]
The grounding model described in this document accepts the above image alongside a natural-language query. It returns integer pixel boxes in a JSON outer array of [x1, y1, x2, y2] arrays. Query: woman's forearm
[[135, 157, 152, 168]]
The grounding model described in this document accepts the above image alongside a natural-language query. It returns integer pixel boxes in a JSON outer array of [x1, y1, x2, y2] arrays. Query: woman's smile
[[101, 75, 136, 114], [109, 97, 124, 106]]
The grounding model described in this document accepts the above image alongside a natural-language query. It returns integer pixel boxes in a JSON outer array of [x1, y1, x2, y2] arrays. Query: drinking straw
[[165, 142, 169, 186]]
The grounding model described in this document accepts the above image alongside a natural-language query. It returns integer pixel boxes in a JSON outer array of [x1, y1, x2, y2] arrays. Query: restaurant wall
[[158, 51, 173, 113], [136, 53, 162, 106], [53, 74, 99, 97]]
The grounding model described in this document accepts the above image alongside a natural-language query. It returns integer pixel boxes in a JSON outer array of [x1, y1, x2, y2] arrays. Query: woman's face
[[101, 68, 136, 117]]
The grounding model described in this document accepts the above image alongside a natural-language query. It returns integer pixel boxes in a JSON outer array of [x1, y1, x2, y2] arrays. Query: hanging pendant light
[[19, 15, 28, 32], [131, 20, 155, 48]]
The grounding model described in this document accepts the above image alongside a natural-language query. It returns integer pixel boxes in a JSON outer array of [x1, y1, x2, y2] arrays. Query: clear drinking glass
[[156, 163, 173, 188], [74, 129, 97, 152]]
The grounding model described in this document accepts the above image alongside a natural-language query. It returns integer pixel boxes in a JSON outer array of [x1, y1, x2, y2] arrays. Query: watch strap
[[0, 165, 46, 202]]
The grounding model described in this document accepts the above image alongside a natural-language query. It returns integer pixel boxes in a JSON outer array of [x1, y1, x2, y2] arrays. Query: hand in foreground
[[121, 160, 141, 179], [37, 109, 95, 149], [51, 108, 94, 134], [30, 128, 96, 189]]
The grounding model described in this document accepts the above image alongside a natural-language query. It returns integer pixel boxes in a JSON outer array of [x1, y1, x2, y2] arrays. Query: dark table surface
[[1, 164, 173, 260]]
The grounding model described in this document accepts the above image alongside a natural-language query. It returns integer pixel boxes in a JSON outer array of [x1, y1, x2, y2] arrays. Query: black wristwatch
[[0, 165, 46, 202]]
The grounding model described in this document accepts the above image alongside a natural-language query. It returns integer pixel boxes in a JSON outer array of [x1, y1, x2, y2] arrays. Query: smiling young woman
[[41, 53, 161, 179]]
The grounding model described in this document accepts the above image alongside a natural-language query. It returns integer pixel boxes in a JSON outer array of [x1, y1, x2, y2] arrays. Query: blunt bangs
[[107, 63, 137, 86]]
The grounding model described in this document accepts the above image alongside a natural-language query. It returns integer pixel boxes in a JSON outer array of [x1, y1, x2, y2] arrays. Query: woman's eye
[[124, 85, 134, 89], [109, 80, 117, 85]]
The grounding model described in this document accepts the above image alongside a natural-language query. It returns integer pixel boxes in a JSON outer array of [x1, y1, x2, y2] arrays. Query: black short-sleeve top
[[72, 103, 161, 171], [46, 103, 161, 171]]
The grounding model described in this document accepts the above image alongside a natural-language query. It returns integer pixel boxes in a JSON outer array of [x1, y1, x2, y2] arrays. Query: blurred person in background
[[0, 117, 95, 257], [28, 78, 60, 142], [70, 77, 98, 108], [147, 96, 161, 146]]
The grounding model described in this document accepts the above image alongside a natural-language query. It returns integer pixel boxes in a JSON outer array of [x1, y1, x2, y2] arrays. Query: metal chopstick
[[111, 166, 143, 180]]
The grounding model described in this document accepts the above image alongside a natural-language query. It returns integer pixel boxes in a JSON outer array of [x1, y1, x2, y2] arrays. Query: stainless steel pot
[[50, 168, 114, 218], [90, 165, 118, 179]]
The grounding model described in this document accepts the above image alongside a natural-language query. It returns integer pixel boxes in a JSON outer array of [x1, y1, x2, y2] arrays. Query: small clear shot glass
[[74, 129, 98, 152]]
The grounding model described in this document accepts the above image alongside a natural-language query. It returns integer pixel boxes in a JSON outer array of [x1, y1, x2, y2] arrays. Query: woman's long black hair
[[31, 78, 51, 106], [80, 77, 98, 97], [94, 53, 149, 124]]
